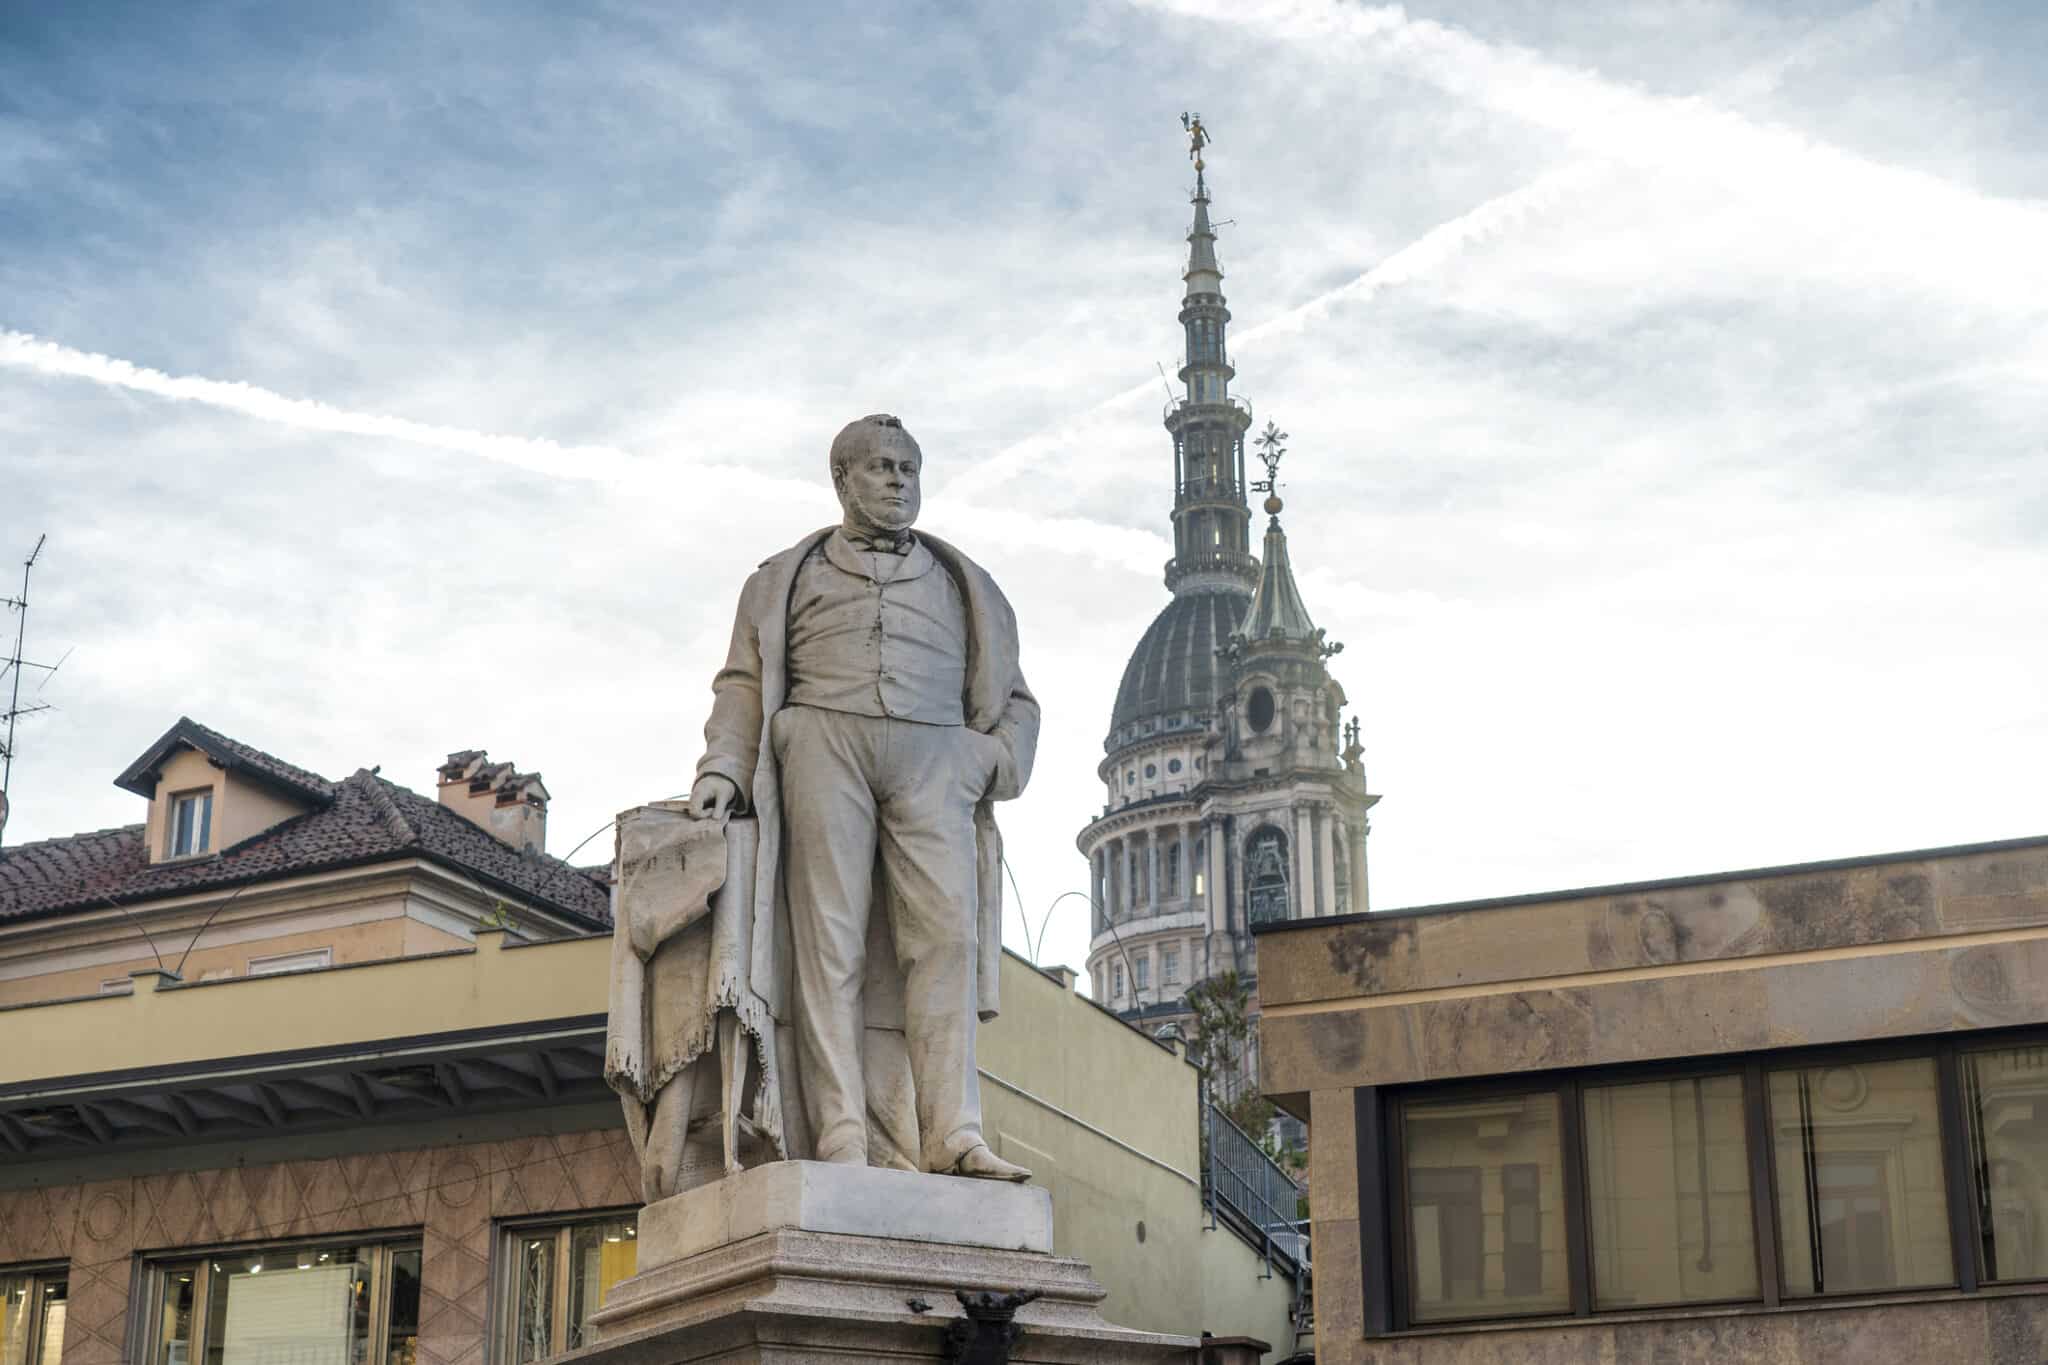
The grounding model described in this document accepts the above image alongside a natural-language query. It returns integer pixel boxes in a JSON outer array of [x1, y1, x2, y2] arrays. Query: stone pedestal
[[566, 1162, 1196, 1364]]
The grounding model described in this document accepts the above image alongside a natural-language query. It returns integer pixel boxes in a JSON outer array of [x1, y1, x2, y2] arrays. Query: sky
[[2, 0, 2044, 984]]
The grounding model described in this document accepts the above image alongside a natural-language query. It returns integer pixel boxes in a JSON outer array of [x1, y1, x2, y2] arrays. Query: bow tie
[[852, 530, 913, 555]]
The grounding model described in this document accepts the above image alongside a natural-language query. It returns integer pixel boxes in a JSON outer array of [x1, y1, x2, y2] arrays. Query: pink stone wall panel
[[0, 1127, 637, 1364]]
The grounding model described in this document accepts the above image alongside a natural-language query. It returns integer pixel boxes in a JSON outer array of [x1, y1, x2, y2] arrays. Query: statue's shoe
[[951, 1142, 1032, 1183]]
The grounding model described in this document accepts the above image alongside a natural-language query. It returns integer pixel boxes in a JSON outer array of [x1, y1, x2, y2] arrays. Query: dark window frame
[[0, 1261, 69, 1365], [489, 1208, 641, 1365], [1364, 1024, 2048, 1336], [128, 1231, 422, 1365]]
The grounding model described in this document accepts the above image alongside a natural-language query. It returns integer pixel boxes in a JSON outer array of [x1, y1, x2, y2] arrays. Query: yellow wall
[[4, 937, 1299, 1354], [0, 864, 480, 1008], [979, 954, 1298, 1351]]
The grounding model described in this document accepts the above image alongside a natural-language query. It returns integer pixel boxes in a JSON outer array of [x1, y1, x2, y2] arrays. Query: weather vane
[[1180, 112, 1211, 173], [1251, 420, 1288, 518], [1251, 420, 1288, 489]]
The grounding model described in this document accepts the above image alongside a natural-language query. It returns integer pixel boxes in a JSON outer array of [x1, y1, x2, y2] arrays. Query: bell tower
[[1080, 118, 1380, 1056]]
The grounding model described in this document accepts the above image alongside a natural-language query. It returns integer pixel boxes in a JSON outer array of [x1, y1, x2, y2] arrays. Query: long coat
[[696, 526, 1040, 1155]]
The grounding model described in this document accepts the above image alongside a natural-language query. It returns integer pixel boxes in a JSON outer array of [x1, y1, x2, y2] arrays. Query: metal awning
[[0, 1016, 610, 1160]]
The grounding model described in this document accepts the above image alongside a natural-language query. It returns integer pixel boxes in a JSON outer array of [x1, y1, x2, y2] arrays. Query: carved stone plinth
[[566, 1163, 1195, 1364]]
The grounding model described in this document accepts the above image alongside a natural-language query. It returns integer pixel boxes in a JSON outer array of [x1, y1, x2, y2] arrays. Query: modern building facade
[[1257, 833, 2048, 1363], [1081, 142, 1378, 1058], [0, 718, 1302, 1363]]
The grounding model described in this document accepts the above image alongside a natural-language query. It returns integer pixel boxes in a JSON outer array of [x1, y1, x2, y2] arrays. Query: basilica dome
[[1106, 586, 1250, 750]]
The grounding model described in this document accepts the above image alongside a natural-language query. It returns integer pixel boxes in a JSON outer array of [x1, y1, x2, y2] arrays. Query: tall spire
[[1164, 113, 1256, 596], [1240, 421, 1330, 648], [1184, 163, 1221, 294]]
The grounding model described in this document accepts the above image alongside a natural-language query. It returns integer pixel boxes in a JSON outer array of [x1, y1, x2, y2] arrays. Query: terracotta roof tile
[[0, 771, 608, 929], [114, 716, 336, 803]]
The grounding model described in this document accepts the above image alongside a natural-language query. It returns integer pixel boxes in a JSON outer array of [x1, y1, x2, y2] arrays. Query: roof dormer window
[[169, 788, 213, 858]]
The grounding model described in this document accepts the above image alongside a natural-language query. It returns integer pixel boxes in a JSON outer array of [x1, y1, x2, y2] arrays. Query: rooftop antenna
[[1, 534, 57, 855]]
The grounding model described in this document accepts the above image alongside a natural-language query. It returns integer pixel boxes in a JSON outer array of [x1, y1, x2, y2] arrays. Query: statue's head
[[829, 414, 922, 535]]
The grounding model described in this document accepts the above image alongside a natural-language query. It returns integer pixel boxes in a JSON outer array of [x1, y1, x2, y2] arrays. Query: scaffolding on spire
[[1, 534, 62, 855]]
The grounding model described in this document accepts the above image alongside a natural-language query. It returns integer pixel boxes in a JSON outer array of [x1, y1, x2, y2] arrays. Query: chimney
[[436, 749, 549, 855]]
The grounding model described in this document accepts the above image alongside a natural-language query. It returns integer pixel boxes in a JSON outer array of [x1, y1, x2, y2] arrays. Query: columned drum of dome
[[1076, 125, 1381, 1056]]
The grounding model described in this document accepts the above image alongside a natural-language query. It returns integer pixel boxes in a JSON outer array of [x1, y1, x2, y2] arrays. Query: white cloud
[[2, 0, 2043, 993]]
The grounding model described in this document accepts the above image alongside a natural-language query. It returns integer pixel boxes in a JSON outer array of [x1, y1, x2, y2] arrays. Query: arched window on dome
[[1246, 826, 1290, 927]]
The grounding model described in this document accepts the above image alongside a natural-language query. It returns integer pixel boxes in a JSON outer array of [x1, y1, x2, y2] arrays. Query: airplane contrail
[[940, 166, 1594, 504], [945, 0, 1986, 505], [4, 329, 645, 486], [0, 329, 1171, 575]]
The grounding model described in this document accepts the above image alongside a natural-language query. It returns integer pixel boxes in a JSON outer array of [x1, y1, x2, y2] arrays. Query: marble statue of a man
[[691, 414, 1038, 1182]]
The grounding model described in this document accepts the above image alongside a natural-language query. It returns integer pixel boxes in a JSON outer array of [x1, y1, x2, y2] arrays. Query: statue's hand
[[690, 774, 739, 821]]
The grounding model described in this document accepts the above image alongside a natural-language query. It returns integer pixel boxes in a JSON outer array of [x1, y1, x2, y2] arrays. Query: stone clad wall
[[1261, 838, 2048, 1365], [1314, 1293, 2048, 1364], [0, 1127, 636, 1365], [1259, 841, 2048, 1097]]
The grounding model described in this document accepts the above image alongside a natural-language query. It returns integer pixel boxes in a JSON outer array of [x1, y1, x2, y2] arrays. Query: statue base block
[[571, 1162, 1196, 1363]]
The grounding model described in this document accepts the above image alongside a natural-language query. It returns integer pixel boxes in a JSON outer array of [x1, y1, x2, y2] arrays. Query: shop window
[[0, 1267, 66, 1365], [1583, 1074, 1758, 1308], [496, 1216, 638, 1362], [169, 788, 213, 858], [144, 1238, 419, 1365], [1402, 1091, 1570, 1322], [1768, 1058, 1953, 1296], [1965, 1043, 2048, 1281]]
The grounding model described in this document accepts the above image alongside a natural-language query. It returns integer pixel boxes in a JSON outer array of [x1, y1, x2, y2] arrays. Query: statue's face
[[836, 428, 922, 533]]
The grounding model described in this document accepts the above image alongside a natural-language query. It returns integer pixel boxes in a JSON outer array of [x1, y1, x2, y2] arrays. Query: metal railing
[[1203, 1101, 1308, 1280]]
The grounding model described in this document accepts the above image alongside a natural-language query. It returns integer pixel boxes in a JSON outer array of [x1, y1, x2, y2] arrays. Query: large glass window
[[1768, 1058, 1953, 1296], [1402, 1091, 1570, 1322], [496, 1216, 638, 1362], [0, 1268, 66, 1365], [146, 1239, 418, 1365], [1963, 1042, 2048, 1283], [1378, 1033, 2048, 1334], [1583, 1074, 1758, 1308]]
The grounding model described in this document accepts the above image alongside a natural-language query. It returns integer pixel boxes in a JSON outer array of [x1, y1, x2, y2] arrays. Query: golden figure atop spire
[[1180, 111, 1211, 173]]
